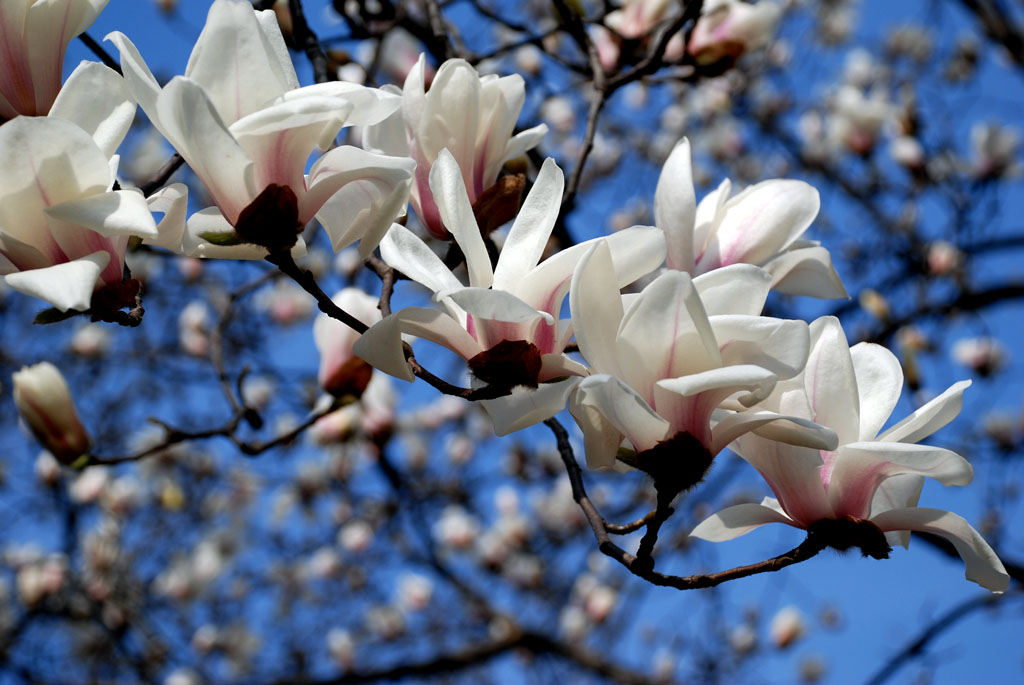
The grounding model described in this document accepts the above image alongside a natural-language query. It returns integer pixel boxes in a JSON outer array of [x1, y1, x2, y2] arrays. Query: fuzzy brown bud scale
[[636, 431, 714, 499], [467, 339, 542, 390], [234, 184, 302, 251], [807, 516, 892, 560]]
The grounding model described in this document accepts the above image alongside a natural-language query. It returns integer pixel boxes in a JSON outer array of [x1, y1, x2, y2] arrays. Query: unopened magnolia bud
[[858, 289, 890, 321], [13, 363, 91, 465], [770, 606, 805, 648]]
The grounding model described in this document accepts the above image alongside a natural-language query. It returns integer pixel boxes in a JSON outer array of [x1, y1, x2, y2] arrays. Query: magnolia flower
[[13, 362, 91, 465], [827, 86, 894, 156], [0, 0, 109, 119], [354, 150, 665, 434], [0, 63, 178, 312], [364, 55, 547, 239], [314, 288, 381, 397], [687, 0, 781, 67], [690, 317, 1009, 593], [108, 0, 414, 259], [569, 244, 836, 486], [592, 0, 686, 70], [655, 138, 847, 299]]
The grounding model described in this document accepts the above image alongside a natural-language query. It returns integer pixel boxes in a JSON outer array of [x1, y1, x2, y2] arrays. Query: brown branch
[[139, 154, 185, 197], [424, 0, 456, 60], [544, 417, 828, 590], [78, 32, 122, 74], [288, 0, 332, 84], [957, 0, 1024, 71]]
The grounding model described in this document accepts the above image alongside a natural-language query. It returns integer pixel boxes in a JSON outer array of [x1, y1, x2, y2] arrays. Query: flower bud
[[12, 363, 91, 465]]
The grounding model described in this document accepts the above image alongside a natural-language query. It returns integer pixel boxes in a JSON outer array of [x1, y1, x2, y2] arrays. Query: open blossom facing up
[[364, 55, 547, 239], [687, 0, 781, 67], [13, 362, 91, 465], [690, 317, 1009, 592], [0, 63, 178, 312], [107, 0, 414, 259], [569, 244, 836, 483], [655, 138, 846, 299], [0, 0, 109, 119], [354, 150, 665, 434]]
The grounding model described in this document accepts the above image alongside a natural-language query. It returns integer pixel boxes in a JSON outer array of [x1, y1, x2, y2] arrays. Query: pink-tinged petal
[[361, 88, 407, 157], [46, 189, 158, 239], [230, 97, 356, 197], [308, 147, 415, 256], [804, 316, 860, 446], [400, 55, 427, 135], [0, 117, 109, 252], [49, 61, 134, 158], [429, 149, 492, 287], [698, 180, 820, 273], [0, 233, 52, 273], [314, 287, 381, 389], [826, 442, 973, 520], [570, 241, 625, 378], [0, 1, 33, 118], [725, 409, 838, 453], [849, 342, 903, 441], [569, 382, 626, 470], [655, 137, 697, 272], [143, 183, 189, 252], [692, 178, 730, 256], [713, 315, 809, 384], [278, 82, 401, 129], [693, 263, 772, 316], [730, 432, 832, 526], [689, 501, 798, 542], [446, 287, 550, 325], [480, 377, 581, 436], [476, 76, 519, 194], [492, 157, 562, 291], [4, 250, 110, 312], [379, 223, 463, 296], [618, 270, 721, 395], [572, 374, 672, 456], [157, 77, 255, 224], [869, 474, 924, 548], [419, 60, 481, 186], [871, 507, 1009, 592], [501, 124, 548, 167], [182, 207, 306, 260], [22, 0, 109, 115], [105, 30, 162, 126], [183, 0, 295, 123], [657, 364, 777, 409], [878, 380, 971, 444], [761, 244, 848, 299], [371, 306, 482, 365]]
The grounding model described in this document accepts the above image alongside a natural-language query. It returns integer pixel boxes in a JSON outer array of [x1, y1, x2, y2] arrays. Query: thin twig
[[288, 0, 332, 83]]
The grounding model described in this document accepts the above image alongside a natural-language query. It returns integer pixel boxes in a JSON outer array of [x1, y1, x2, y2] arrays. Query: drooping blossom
[[690, 317, 1009, 592], [687, 0, 782, 67], [12, 362, 91, 465], [568, 245, 836, 484], [107, 0, 414, 258], [0, 0, 109, 119], [313, 288, 381, 397], [655, 137, 846, 299], [354, 150, 665, 434], [0, 63, 177, 312], [363, 55, 547, 239]]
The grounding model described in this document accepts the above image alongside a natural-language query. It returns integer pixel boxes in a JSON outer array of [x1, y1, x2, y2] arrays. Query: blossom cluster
[[2, 0, 1007, 593]]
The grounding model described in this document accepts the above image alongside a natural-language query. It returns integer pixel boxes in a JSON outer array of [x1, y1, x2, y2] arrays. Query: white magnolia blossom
[[592, 0, 686, 70], [107, 0, 414, 259], [364, 55, 547, 239], [0, 0, 109, 119], [354, 149, 666, 434], [314, 288, 381, 397], [12, 362, 91, 465], [690, 317, 1009, 593], [0, 63, 182, 312], [655, 138, 847, 299], [569, 244, 836, 473], [687, 0, 782, 66]]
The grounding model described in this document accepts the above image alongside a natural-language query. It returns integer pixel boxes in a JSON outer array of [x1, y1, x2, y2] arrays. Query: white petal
[[572, 374, 671, 454], [429, 149, 492, 288], [730, 433, 832, 527], [46, 190, 158, 239], [352, 310, 415, 382], [693, 263, 772, 316], [850, 342, 904, 441], [870, 474, 924, 548], [4, 251, 110, 312], [762, 244, 848, 299], [502, 124, 548, 166], [713, 315, 810, 382], [654, 137, 697, 272], [305, 147, 415, 255], [105, 30, 163, 127], [279, 82, 402, 129], [418, 60, 480, 182], [446, 287, 550, 325], [49, 61, 135, 158], [689, 502, 797, 542], [570, 242, 625, 377], [878, 380, 971, 444], [379, 223, 463, 295], [804, 316, 860, 446], [480, 377, 581, 436], [871, 508, 1009, 592], [492, 158, 562, 291], [143, 183, 189, 252]]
